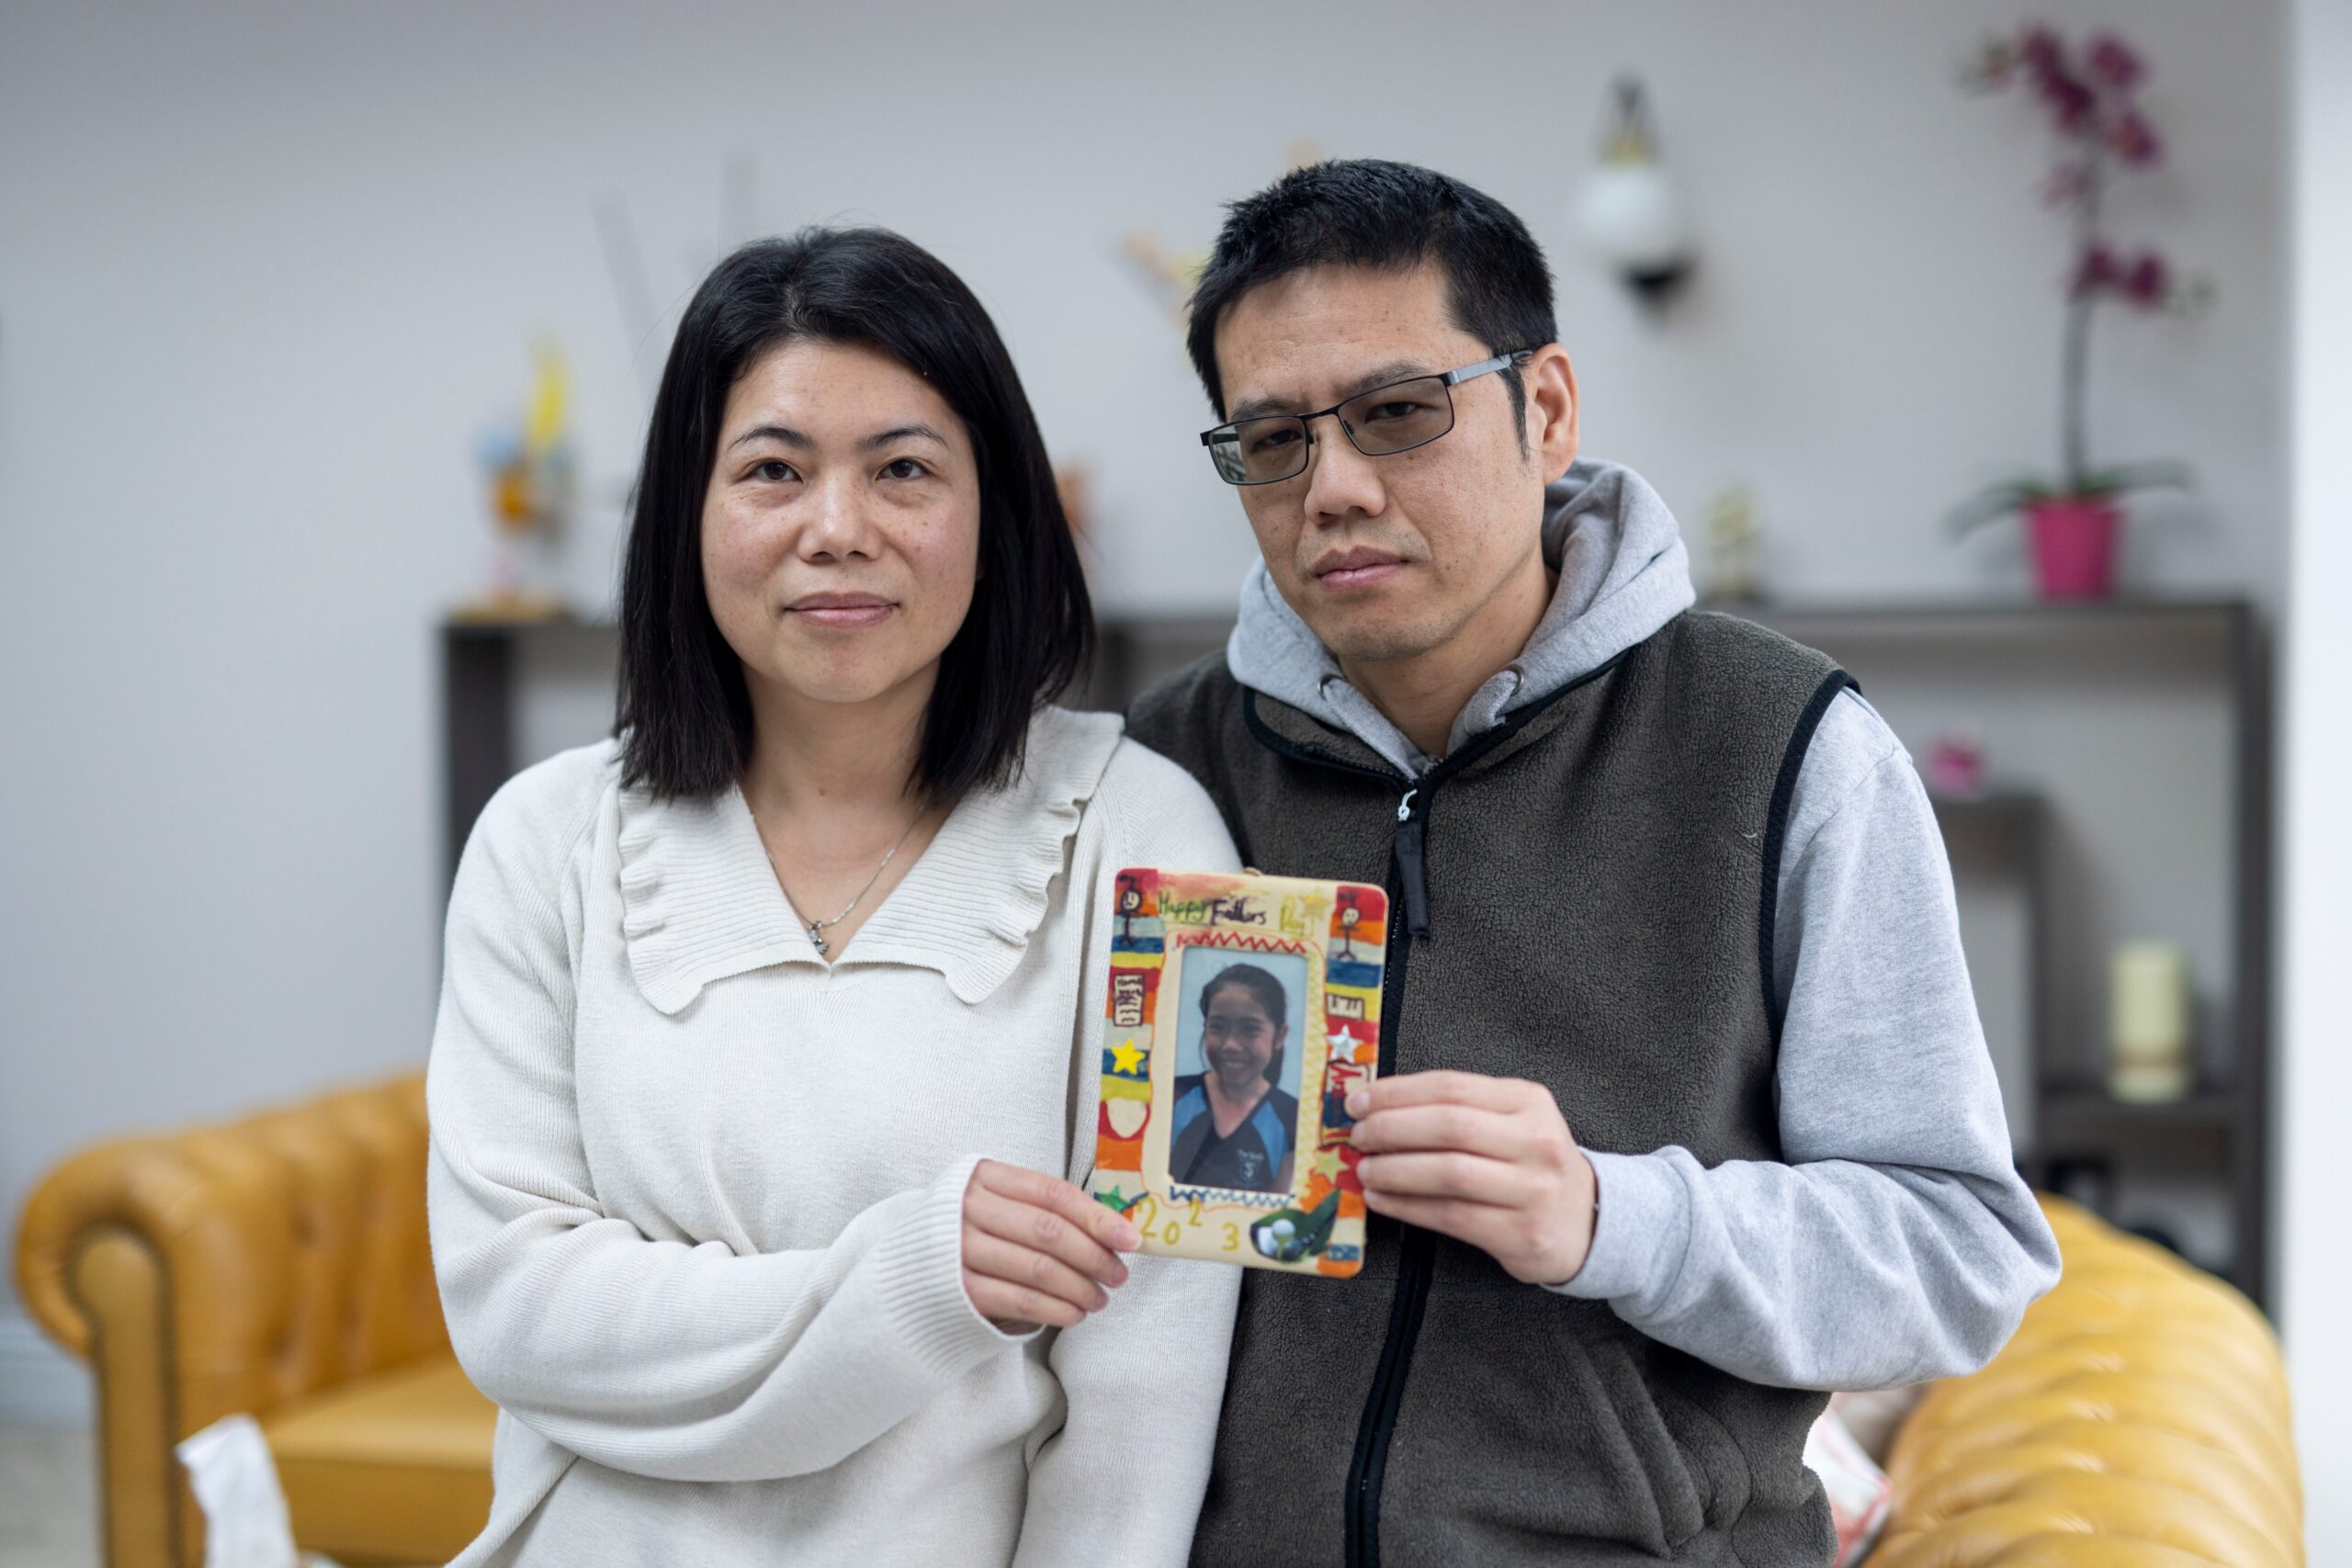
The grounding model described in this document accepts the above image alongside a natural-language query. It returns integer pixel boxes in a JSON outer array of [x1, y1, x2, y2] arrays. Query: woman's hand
[[961, 1159, 1142, 1332]]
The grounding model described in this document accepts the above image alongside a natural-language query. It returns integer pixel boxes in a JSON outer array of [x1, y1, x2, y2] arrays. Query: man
[[1128, 159, 2060, 1566]]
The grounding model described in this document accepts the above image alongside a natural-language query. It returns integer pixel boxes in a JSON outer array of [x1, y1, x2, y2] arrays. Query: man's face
[[1212, 263, 1574, 665]]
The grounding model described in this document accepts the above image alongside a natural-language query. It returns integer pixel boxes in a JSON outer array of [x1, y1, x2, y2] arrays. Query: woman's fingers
[[964, 1184, 1130, 1289], [960, 1269, 1088, 1332], [958, 1160, 1141, 1333], [973, 1160, 1141, 1253], [961, 1229, 1109, 1316]]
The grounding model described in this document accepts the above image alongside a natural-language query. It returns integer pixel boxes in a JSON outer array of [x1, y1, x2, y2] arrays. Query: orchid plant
[[1950, 24, 2210, 536]]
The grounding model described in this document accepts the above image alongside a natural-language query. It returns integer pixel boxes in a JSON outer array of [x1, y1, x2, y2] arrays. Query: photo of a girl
[[1168, 960, 1302, 1194]]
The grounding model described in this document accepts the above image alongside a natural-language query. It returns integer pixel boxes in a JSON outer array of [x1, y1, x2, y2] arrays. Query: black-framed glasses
[[1199, 350, 1532, 486]]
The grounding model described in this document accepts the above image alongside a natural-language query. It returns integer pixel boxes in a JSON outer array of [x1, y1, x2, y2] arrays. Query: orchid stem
[[2063, 136, 2104, 496]]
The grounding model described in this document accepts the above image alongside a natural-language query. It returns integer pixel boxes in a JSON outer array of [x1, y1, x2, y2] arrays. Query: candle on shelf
[[2109, 940, 2192, 1103]]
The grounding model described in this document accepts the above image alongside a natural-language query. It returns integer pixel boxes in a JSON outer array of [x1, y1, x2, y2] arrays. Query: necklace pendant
[[808, 922, 830, 957]]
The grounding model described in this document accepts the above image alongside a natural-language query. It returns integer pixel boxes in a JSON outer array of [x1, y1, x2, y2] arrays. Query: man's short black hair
[[616, 227, 1091, 805], [1184, 159, 1558, 424]]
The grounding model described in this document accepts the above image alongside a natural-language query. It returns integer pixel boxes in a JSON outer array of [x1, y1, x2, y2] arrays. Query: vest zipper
[[1237, 678, 1614, 1568], [1346, 781, 1430, 1568], [1227, 719, 1468, 1568]]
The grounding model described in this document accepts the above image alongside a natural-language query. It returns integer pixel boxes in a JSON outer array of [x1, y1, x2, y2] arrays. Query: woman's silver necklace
[[758, 809, 924, 958]]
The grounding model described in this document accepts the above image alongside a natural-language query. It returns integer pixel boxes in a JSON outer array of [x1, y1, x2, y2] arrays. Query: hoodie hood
[[1224, 458, 1698, 777]]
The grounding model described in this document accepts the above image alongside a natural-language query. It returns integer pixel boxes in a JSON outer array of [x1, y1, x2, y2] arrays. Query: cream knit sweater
[[426, 707, 1242, 1567]]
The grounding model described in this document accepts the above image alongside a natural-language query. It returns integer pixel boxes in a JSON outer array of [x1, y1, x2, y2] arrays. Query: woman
[[1168, 964, 1298, 1194], [427, 228, 1241, 1567]]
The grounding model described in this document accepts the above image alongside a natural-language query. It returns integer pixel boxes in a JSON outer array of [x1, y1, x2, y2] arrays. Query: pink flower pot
[[2026, 495, 2122, 600]]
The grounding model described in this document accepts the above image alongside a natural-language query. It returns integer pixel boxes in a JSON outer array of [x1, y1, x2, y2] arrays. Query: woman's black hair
[[1201, 963, 1291, 1088], [616, 226, 1092, 804]]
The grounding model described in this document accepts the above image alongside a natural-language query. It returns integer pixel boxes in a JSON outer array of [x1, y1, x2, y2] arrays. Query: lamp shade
[[1580, 161, 1695, 276]]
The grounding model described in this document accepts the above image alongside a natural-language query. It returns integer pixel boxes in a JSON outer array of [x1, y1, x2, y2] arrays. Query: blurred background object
[[1577, 77, 1698, 308], [1120, 228, 1207, 326], [460, 340, 574, 621], [1923, 727, 1988, 798], [1124, 142, 1321, 329], [1054, 461, 1094, 546], [2109, 938, 2194, 1103], [1946, 22, 2215, 600], [4, 0, 2348, 1562], [1700, 483, 1765, 603]]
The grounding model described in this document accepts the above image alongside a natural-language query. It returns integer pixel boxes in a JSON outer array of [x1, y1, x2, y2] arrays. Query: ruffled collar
[[615, 706, 1125, 1013]]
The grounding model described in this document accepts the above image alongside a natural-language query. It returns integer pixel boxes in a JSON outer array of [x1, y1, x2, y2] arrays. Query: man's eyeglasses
[[1199, 350, 1532, 487]]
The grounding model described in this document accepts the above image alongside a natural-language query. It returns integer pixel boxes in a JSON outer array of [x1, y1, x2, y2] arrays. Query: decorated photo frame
[[1088, 869, 1388, 1278]]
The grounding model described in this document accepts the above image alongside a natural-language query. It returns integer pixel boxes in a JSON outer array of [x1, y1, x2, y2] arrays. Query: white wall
[[2283, 0, 2352, 1554], [0, 1, 2287, 1416]]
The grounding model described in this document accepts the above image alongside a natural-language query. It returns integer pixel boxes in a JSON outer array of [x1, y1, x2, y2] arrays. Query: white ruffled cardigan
[[426, 708, 1242, 1567]]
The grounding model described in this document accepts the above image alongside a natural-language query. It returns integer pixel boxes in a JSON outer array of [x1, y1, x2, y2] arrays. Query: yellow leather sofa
[[15, 1078, 2306, 1567], [1871, 1194, 2303, 1565], [14, 1077, 493, 1568]]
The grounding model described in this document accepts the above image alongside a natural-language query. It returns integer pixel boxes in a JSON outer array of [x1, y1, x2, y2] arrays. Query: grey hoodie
[[1226, 458, 2059, 1391]]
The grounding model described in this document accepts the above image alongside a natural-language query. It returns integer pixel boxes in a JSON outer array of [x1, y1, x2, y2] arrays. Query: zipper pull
[[1393, 789, 1430, 939]]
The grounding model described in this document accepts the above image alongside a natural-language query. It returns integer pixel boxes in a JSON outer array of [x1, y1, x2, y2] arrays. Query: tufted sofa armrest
[[13, 1076, 447, 1568], [1870, 1194, 2304, 1567]]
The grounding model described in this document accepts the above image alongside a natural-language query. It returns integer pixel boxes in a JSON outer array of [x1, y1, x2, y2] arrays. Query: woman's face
[[701, 338, 982, 712], [1203, 984, 1283, 1092]]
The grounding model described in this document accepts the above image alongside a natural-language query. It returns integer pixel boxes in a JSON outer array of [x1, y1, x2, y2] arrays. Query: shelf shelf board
[[1713, 594, 2253, 631], [444, 610, 614, 639], [2039, 1087, 2237, 1135], [1927, 790, 2045, 823]]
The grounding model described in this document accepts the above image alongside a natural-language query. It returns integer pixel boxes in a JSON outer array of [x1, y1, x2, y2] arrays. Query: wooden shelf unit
[[1726, 596, 2272, 1305]]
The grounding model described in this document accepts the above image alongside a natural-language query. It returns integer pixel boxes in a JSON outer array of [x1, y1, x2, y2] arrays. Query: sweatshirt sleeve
[[426, 767, 1025, 1484], [1013, 741, 1242, 1568], [1548, 693, 2063, 1390]]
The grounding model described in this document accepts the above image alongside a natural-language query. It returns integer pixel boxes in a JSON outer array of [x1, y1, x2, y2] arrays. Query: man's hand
[[1348, 1071, 1599, 1287], [961, 1159, 1141, 1332]]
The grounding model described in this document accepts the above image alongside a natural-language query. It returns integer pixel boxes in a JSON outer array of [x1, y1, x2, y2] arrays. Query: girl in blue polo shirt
[[1169, 964, 1299, 1193]]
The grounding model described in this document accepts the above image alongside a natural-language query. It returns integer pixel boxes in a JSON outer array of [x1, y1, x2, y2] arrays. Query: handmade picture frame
[[1088, 869, 1388, 1278]]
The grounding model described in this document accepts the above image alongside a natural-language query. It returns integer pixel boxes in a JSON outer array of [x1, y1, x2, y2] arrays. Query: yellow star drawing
[[1311, 1149, 1346, 1181], [1110, 1041, 1147, 1075]]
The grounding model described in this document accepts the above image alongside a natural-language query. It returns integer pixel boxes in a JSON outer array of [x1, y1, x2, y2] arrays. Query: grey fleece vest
[[1126, 611, 1852, 1568]]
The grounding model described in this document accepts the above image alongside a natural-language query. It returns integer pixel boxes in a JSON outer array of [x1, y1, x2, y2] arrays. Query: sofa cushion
[[260, 1351, 494, 1566], [1874, 1196, 2301, 1567]]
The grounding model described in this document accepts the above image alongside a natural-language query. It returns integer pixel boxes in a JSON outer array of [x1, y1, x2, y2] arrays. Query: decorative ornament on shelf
[[1948, 25, 2214, 601], [1054, 462, 1093, 545], [464, 340, 576, 621], [1923, 728, 1989, 799], [2109, 939, 2193, 1103], [1126, 141, 1326, 329], [1122, 229, 1210, 327], [1577, 78, 1697, 309], [1701, 484, 1764, 604]]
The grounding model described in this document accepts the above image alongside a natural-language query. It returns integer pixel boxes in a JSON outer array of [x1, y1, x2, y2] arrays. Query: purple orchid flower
[[1953, 22, 2209, 524], [2086, 33, 2146, 92]]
